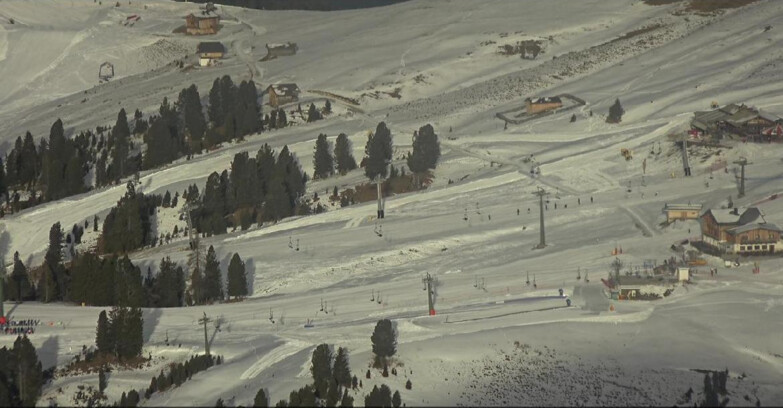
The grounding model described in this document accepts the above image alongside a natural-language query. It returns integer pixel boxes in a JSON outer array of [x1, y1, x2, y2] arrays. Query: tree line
[[0, 335, 44, 407], [0, 75, 263, 217]]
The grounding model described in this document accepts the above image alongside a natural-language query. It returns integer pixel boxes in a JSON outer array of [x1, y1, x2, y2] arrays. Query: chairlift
[[371, 289, 375, 302], [288, 236, 293, 249], [585, 271, 589, 283], [377, 292, 382, 304], [324, 300, 328, 314], [526, 271, 530, 286], [320, 298, 324, 312], [296, 239, 300, 251], [533, 274, 537, 289], [474, 276, 478, 288], [577, 267, 581, 280], [463, 208, 468, 221]]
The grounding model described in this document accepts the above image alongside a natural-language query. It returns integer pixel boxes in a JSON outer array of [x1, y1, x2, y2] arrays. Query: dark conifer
[[254, 388, 269, 407], [371, 319, 396, 366], [364, 122, 393, 181], [607, 98, 625, 123], [313, 133, 334, 179], [227, 253, 247, 299]]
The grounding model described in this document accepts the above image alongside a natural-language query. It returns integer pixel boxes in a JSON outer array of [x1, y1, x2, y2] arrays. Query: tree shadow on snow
[[143, 308, 163, 344], [245, 257, 256, 295], [38, 335, 60, 370]]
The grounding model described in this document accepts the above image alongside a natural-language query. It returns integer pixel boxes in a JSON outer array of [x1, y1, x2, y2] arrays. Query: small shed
[[266, 42, 298, 58], [663, 203, 703, 222], [185, 13, 220, 35], [525, 96, 562, 114], [197, 42, 224, 66], [267, 83, 301, 107]]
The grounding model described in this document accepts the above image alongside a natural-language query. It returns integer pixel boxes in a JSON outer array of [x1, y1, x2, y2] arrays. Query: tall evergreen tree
[[333, 347, 352, 388], [179, 84, 206, 151], [254, 388, 269, 408], [112, 109, 131, 179], [227, 253, 247, 299], [96, 310, 113, 354], [203, 245, 223, 302], [407, 124, 440, 173], [313, 133, 334, 179], [311, 344, 333, 399], [371, 319, 396, 365], [607, 98, 625, 124], [334, 133, 357, 175], [219, 76, 238, 127], [364, 122, 393, 181], [98, 366, 107, 393], [276, 108, 287, 129], [43, 222, 64, 301], [152, 257, 185, 307], [9, 252, 33, 301], [20, 131, 38, 188], [13, 335, 43, 407], [208, 78, 223, 126]]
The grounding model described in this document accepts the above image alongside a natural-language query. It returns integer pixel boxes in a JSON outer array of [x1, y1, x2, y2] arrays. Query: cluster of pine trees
[[192, 144, 307, 236], [312, 132, 358, 180], [95, 307, 144, 360], [141, 354, 221, 401], [406, 124, 441, 185], [206, 76, 262, 147], [0, 74, 262, 218], [187, 244, 248, 306], [101, 182, 161, 253], [267, 107, 289, 130], [0, 335, 44, 407]]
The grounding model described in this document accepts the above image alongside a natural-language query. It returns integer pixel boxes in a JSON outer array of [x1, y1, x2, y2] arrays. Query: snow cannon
[[429, 309, 436, 316], [566, 298, 571, 307]]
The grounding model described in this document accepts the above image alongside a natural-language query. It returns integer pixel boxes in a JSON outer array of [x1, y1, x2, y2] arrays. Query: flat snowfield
[[1, 0, 783, 406]]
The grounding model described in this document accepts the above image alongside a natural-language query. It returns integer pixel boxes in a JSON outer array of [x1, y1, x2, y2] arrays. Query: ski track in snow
[[239, 339, 311, 380]]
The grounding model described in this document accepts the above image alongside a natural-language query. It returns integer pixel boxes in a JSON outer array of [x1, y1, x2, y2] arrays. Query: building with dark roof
[[267, 83, 301, 107], [197, 42, 224, 66], [700, 207, 782, 254]]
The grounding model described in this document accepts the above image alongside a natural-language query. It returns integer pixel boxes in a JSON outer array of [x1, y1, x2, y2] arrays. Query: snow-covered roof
[[526, 96, 561, 104], [266, 42, 296, 49], [268, 83, 301, 97], [664, 203, 702, 211], [704, 207, 763, 225], [726, 222, 782, 235]]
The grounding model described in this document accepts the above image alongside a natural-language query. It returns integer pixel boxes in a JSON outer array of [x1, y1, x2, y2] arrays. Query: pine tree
[[334, 133, 357, 174], [188, 237, 206, 305], [392, 390, 401, 408], [333, 347, 352, 388], [307, 103, 321, 122], [570, 113, 577, 122], [10, 252, 33, 301], [254, 388, 269, 407], [203, 245, 223, 302], [180, 84, 206, 150], [364, 122, 393, 181], [128, 390, 140, 407], [96, 310, 113, 354], [324, 100, 332, 114], [208, 78, 223, 126], [325, 378, 340, 407], [371, 319, 396, 365], [340, 389, 354, 408], [227, 253, 247, 299], [311, 343, 333, 399], [99, 366, 107, 393], [406, 124, 440, 182], [219, 76, 238, 126], [113, 109, 131, 179], [313, 133, 334, 179], [277, 109, 287, 128], [13, 335, 43, 407], [607, 98, 625, 123], [163, 190, 171, 207]]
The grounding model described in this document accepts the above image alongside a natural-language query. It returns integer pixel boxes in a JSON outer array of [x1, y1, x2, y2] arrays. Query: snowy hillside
[[2, 0, 783, 406]]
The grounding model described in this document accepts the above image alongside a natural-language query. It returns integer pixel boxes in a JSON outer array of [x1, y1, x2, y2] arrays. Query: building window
[[762, 245, 767, 250], [754, 245, 760, 250]]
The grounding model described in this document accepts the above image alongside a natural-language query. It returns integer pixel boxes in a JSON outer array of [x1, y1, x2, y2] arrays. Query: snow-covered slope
[[1, 0, 783, 406]]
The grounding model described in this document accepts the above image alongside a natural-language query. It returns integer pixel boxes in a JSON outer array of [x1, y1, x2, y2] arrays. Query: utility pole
[[422, 272, 436, 315], [198, 312, 212, 356], [376, 176, 385, 219], [533, 187, 549, 249], [681, 138, 691, 176], [733, 157, 752, 198]]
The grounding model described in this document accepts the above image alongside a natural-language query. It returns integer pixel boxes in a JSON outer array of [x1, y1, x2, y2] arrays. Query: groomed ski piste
[[1, 0, 783, 406]]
